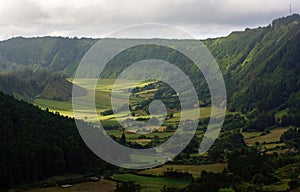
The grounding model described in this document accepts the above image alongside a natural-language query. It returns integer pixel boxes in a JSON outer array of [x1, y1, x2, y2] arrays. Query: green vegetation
[[27, 179, 116, 192], [138, 163, 226, 178], [110, 174, 190, 192], [0, 15, 299, 132], [34, 98, 73, 115], [0, 91, 111, 190], [0, 69, 86, 101], [243, 127, 290, 146], [0, 36, 95, 76], [280, 127, 300, 149], [0, 14, 300, 192]]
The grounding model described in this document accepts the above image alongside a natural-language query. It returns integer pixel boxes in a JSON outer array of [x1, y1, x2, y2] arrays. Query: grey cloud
[[0, 0, 47, 25], [0, 0, 299, 40]]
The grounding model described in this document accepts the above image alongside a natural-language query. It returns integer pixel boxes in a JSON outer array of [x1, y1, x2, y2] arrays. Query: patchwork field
[[243, 127, 290, 146], [138, 163, 227, 178], [110, 173, 190, 192]]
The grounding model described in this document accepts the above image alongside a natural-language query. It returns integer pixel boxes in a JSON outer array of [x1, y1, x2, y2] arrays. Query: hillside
[[0, 69, 87, 101], [0, 14, 299, 192], [0, 14, 299, 129], [0, 91, 108, 189], [0, 36, 95, 76], [204, 14, 300, 113]]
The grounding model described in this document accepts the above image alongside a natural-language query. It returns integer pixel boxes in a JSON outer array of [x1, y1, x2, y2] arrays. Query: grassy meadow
[[243, 127, 290, 146], [33, 78, 212, 143], [138, 163, 227, 178], [110, 173, 190, 192]]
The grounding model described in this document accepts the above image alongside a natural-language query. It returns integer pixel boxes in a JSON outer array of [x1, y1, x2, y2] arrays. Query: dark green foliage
[[224, 15, 300, 113], [185, 171, 232, 192], [280, 127, 300, 149], [0, 91, 108, 189], [0, 69, 86, 101], [243, 110, 274, 132], [163, 169, 193, 180], [0, 36, 95, 76], [100, 109, 114, 116], [161, 186, 183, 192], [227, 148, 278, 183], [182, 136, 199, 154], [208, 131, 246, 161], [222, 113, 247, 131], [288, 179, 300, 190], [115, 181, 141, 192]]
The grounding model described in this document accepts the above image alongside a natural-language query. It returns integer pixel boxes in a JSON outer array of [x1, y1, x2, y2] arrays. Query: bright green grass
[[33, 98, 74, 117], [34, 98, 72, 111], [111, 173, 190, 192], [138, 163, 227, 178], [167, 107, 211, 123], [34, 79, 214, 127], [96, 79, 155, 91]]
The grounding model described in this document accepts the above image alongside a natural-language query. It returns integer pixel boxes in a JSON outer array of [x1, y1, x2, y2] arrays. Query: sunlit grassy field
[[138, 163, 227, 178], [33, 79, 213, 126], [243, 127, 290, 146]]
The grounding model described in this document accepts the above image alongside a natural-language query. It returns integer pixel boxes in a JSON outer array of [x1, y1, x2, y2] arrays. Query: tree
[[289, 179, 300, 190], [115, 181, 141, 192]]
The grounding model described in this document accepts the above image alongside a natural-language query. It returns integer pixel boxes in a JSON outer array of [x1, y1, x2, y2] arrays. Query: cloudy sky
[[0, 0, 299, 40]]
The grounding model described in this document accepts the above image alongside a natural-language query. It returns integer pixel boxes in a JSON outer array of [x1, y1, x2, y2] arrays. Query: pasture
[[110, 173, 190, 192], [27, 179, 116, 192], [138, 163, 227, 178], [243, 127, 290, 146]]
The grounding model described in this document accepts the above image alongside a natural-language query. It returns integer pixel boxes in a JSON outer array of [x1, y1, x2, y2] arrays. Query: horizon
[[1, 13, 299, 42], [1, 0, 300, 41]]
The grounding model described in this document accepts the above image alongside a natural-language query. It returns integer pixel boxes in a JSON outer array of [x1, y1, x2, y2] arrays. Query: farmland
[[243, 127, 290, 146], [33, 78, 211, 143], [110, 173, 190, 192], [27, 179, 116, 192], [138, 163, 227, 178]]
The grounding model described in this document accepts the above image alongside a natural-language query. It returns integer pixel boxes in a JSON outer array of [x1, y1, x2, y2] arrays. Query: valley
[[0, 14, 299, 192], [32, 78, 212, 145]]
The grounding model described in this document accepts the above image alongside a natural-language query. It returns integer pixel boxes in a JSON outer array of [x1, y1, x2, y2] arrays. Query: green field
[[34, 79, 161, 119], [107, 130, 174, 141], [138, 163, 227, 178], [27, 179, 116, 192], [33, 78, 213, 130], [110, 173, 190, 192], [166, 107, 211, 123], [34, 98, 74, 117], [243, 127, 290, 146], [263, 143, 286, 149]]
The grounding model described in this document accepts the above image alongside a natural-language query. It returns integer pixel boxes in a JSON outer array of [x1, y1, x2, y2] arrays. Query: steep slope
[[0, 37, 95, 76], [0, 69, 87, 101], [0, 91, 107, 189], [0, 14, 299, 120], [208, 14, 300, 113]]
